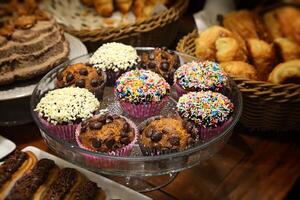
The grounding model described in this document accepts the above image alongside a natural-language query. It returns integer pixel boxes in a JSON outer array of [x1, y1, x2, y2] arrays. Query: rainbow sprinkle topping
[[115, 69, 170, 103], [177, 91, 234, 128], [174, 61, 228, 92]]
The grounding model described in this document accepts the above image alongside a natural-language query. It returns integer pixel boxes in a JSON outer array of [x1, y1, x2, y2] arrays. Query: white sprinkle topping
[[35, 87, 100, 124], [89, 42, 139, 72]]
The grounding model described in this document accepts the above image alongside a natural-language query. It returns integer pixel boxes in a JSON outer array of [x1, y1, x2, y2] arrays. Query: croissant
[[94, 0, 114, 17], [215, 37, 247, 62], [268, 59, 300, 84], [220, 61, 258, 80], [115, 0, 133, 14], [274, 38, 300, 62]]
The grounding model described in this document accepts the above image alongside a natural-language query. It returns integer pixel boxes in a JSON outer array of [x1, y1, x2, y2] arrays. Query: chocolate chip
[[161, 62, 169, 71], [148, 53, 155, 60], [168, 136, 180, 146], [75, 79, 85, 88], [66, 73, 74, 82], [57, 72, 63, 81], [79, 68, 88, 76], [97, 115, 106, 123], [148, 62, 156, 69], [91, 79, 98, 87], [120, 137, 130, 145], [89, 121, 103, 130], [120, 130, 129, 138], [151, 131, 162, 142], [90, 138, 102, 148], [105, 138, 115, 149], [123, 122, 130, 132], [105, 115, 113, 124]]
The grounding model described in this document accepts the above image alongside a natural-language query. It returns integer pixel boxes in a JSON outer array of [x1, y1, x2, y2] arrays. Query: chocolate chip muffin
[[139, 116, 198, 155], [140, 47, 180, 84], [76, 113, 137, 154], [56, 63, 107, 99]]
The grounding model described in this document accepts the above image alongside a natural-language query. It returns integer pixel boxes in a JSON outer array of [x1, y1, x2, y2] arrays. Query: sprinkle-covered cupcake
[[76, 113, 137, 156], [115, 69, 170, 118], [56, 63, 107, 99], [177, 91, 234, 140], [35, 87, 100, 141], [140, 47, 180, 84], [139, 116, 198, 156], [174, 61, 228, 97], [89, 42, 139, 86]]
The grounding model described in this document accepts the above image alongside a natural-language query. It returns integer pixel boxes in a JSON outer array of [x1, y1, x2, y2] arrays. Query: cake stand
[[30, 49, 243, 192]]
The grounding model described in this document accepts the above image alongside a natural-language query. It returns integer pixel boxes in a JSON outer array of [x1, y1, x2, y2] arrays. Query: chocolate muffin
[[76, 113, 137, 154], [56, 63, 106, 99], [140, 47, 180, 84], [139, 116, 198, 155]]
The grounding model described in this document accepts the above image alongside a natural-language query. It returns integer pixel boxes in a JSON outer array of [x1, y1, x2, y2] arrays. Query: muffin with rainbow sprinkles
[[173, 61, 228, 97], [115, 69, 170, 118], [177, 91, 234, 140]]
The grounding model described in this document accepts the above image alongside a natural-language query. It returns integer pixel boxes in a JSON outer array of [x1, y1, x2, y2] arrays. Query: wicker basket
[[62, 0, 188, 50], [177, 30, 300, 132]]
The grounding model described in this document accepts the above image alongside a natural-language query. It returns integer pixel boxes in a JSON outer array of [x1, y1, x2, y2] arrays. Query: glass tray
[[30, 48, 243, 192]]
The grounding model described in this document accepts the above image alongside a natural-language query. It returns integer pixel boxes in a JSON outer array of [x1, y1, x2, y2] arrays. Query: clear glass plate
[[30, 48, 243, 191]]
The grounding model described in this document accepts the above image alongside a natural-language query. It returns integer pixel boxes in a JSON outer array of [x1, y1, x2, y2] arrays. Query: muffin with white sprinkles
[[89, 42, 139, 86], [177, 91, 234, 140], [35, 87, 100, 141]]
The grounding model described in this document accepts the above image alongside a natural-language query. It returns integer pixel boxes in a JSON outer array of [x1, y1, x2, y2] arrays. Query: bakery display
[[115, 69, 170, 118], [0, 8, 69, 86], [177, 91, 234, 140], [34, 87, 100, 140], [89, 42, 139, 86], [76, 112, 137, 155], [268, 60, 300, 84], [0, 151, 106, 200], [56, 63, 107, 100], [140, 47, 180, 84], [173, 61, 228, 96], [139, 116, 198, 155]]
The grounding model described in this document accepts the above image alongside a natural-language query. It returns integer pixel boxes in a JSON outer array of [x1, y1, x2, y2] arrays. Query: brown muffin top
[[56, 63, 105, 93], [78, 114, 135, 153], [140, 47, 180, 84], [140, 116, 196, 152]]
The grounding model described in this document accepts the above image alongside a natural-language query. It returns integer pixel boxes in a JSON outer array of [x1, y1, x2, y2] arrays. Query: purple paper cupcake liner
[[173, 82, 188, 97], [199, 117, 233, 141], [39, 116, 78, 142], [75, 116, 138, 168], [119, 96, 169, 118]]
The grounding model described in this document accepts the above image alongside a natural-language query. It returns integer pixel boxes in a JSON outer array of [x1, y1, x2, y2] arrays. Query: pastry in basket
[[116, 0, 133, 14], [0, 151, 37, 198], [246, 38, 275, 80], [263, 6, 300, 43], [223, 10, 270, 42], [220, 61, 258, 80], [274, 38, 300, 62], [173, 61, 228, 96], [115, 69, 170, 118], [94, 0, 114, 17], [5, 158, 59, 200], [89, 42, 139, 86], [177, 91, 234, 140], [76, 112, 137, 155], [139, 115, 198, 156], [0, 10, 69, 86], [56, 63, 107, 100], [134, 0, 169, 20], [195, 26, 247, 62], [34, 87, 100, 141], [140, 47, 180, 84], [268, 59, 300, 84]]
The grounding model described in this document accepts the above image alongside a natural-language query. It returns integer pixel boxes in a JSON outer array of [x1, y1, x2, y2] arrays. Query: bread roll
[[220, 61, 258, 80], [274, 37, 300, 62], [268, 59, 300, 84]]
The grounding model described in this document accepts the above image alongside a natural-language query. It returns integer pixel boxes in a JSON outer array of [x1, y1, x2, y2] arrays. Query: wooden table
[[1, 123, 299, 200]]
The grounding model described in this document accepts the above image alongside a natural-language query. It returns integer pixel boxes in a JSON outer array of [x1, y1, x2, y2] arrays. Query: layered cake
[[0, 11, 69, 85]]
